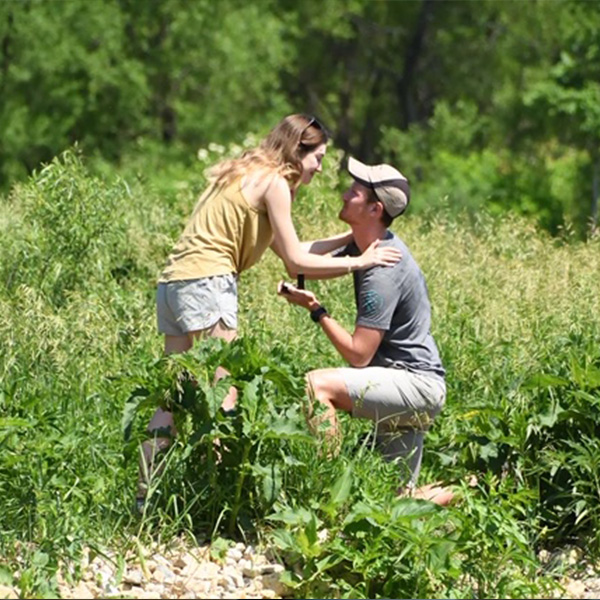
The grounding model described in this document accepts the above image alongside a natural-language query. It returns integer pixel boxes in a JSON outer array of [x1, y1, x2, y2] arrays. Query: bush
[[0, 148, 141, 306]]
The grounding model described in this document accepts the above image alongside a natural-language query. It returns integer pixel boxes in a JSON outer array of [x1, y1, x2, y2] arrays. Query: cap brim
[[347, 157, 372, 186]]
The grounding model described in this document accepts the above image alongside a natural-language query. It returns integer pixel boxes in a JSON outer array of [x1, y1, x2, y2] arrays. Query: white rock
[[538, 549, 551, 563], [227, 548, 243, 562], [142, 582, 164, 594], [260, 563, 284, 575], [0, 585, 18, 600], [190, 562, 220, 581], [96, 568, 115, 587], [138, 592, 162, 600], [317, 528, 330, 543], [188, 579, 211, 595], [565, 579, 586, 598], [124, 568, 144, 585], [224, 565, 244, 586], [103, 582, 120, 596], [70, 581, 95, 599], [151, 553, 171, 567]]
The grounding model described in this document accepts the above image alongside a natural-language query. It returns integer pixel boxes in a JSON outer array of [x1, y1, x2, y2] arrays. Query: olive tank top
[[158, 177, 274, 282]]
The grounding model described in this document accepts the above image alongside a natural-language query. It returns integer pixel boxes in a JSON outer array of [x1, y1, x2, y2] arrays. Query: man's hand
[[277, 281, 321, 311]]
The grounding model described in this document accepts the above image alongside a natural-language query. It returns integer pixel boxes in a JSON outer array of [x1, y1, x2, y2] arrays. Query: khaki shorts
[[341, 366, 445, 429], [156, 274, 238, 336], [340, 366, 446, 486]]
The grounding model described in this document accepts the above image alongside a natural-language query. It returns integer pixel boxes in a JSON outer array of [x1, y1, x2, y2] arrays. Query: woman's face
[[299, 143, 327, 185]]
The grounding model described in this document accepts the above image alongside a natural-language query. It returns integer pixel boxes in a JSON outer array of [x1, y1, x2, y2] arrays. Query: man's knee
[[306, 369, 333, 404], [306, 369, 353, 413]]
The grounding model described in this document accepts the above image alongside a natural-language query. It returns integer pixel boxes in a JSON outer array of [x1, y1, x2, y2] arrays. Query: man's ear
[[372, 200, 384, 217]]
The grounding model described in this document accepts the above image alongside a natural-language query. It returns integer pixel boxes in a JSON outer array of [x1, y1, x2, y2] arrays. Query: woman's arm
[[264, 176, 400, 277], [271, 239, 348, 280], [300, 231, 353, 255]]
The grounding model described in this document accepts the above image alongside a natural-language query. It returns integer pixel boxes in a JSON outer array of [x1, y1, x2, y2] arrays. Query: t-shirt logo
[[361, 290, 383, 318]]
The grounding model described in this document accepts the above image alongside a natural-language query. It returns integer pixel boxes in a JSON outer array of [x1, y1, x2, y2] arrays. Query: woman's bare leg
[[189, 321, 238, 411], [137, 324, 237, 502]]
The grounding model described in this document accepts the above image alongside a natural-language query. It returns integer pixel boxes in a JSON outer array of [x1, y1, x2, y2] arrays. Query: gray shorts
[[340, 366, 446, 486], [156, 274, 238, 336]]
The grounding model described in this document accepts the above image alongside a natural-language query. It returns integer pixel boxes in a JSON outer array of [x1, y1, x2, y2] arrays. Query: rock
[[565, 579, 586, 598], [262, 571, 289, 597], [260, 563, 284, 575], [226, 547, 243, 562], [145, 559, 158, 574], [188, 579, 211, 596], [0, 585, 18, 600], [53, 537, 290, 600], [124, 568, 144, 585], [103, 583, 120, 596], [70, 581, 95, 599], [188, 561, 220, 581], [138, 591, 162, 600]]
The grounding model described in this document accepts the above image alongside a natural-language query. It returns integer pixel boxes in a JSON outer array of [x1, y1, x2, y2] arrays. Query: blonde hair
[[207, 114, 329, 190]]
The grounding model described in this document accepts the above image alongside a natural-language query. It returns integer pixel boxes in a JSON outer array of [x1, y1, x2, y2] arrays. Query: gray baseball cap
[[347, 157, 411, 218]]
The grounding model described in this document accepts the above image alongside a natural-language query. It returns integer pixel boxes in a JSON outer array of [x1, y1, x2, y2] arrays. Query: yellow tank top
[[158, 177, 274, 282]]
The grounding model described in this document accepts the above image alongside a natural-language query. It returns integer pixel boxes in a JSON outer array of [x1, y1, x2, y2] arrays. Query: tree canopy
[[1, 0, 598, 236]]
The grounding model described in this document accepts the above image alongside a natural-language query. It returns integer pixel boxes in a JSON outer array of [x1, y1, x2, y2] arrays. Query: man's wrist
[[310, 305, 328, 323], [308, 300, 321, 312]]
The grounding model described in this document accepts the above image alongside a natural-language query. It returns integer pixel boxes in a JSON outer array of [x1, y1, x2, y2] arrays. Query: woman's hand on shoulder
[[358, 239, 402, 269]]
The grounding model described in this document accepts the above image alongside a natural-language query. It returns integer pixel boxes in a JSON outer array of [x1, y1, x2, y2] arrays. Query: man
[[279, 157, 452, 504]]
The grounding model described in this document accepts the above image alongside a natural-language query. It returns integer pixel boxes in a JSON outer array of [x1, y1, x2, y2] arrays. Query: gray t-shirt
[[342, 232, 445, 380]]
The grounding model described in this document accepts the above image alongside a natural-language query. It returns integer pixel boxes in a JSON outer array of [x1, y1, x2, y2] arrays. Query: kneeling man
[[279, 157, 451, 504]]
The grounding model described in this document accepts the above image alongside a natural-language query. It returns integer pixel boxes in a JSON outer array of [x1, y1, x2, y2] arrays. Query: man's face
[[339, 180, 373, 224]]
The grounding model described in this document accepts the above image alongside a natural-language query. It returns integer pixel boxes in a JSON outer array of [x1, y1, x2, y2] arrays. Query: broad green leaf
[[480, 442, 499, 461], [330, 465, 353, 506], [267, 507, 313, 525], [241, 376, 261, 424], [343, 501, 385, 528], [391, 498, 439, 519], [0, 566, 12, 585], [261, 464, 282, 505], [264, 418, 312, 441], [522, 373, 570, 389]]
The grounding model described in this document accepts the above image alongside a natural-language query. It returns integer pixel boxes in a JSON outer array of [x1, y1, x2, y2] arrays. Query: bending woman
[[137, 114, 402, 505]]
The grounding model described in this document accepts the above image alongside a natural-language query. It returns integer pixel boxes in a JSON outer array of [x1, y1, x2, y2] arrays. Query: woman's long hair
[[207, 114, 329, 190]]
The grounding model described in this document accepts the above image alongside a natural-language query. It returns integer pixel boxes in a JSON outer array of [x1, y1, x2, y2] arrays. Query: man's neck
[[351, 224, 389, 253]]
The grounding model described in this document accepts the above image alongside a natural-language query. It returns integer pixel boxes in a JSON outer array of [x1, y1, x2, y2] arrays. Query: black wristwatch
[[310, 305, 328, 323]]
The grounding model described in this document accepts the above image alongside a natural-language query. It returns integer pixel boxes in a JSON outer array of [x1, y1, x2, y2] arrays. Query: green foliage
[[2, 0, 600, 235], [0, 148, 146, 306], [1, 149, 599, 597], [122, 336, 315, 537]]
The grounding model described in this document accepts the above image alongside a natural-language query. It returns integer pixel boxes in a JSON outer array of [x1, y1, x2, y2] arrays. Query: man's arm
[[278, 283, 384, 367]]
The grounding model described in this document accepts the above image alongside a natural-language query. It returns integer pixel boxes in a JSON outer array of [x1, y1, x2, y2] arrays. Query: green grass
[[1, 148, 599, 598]]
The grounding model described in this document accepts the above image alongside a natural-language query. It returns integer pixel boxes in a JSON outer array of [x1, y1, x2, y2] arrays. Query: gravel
[[2, 539, 599, 599]]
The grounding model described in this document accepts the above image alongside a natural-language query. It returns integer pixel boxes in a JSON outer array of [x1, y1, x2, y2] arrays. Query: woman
[[137, 114, 402, 506]]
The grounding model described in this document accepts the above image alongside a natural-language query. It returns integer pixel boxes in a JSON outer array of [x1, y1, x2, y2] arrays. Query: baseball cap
[[347, 156, 411, 218]]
